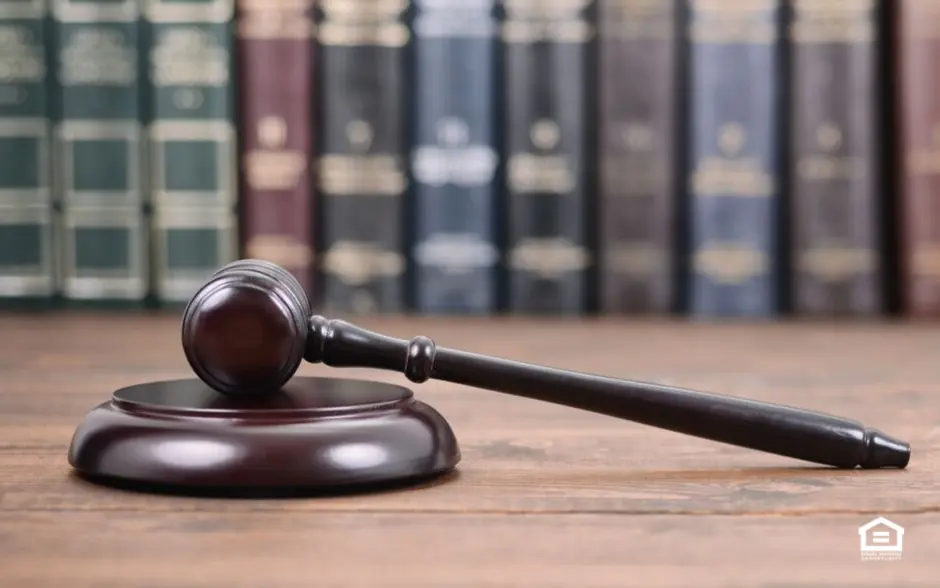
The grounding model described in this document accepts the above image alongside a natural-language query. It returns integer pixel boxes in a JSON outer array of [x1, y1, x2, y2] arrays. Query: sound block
[[67, 377, 461, 496]]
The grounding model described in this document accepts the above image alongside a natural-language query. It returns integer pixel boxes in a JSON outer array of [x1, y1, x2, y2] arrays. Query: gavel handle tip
[[860, 429, 911, 469]]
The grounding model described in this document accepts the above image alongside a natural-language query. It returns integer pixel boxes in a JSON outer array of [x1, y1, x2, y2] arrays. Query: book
[[597, 0, 679, 313], [147, 0, 239, 305], [52, 0, 148, 306], [684, 0, 784, 317], [409, 0, 500, 314], [237, 0, 316, 295], [501, 0, 595, 314], [0, 0, 54, 308], [897, 0, 940, 315], [315, 0, 409, 313], [789, 0, 883, 315]]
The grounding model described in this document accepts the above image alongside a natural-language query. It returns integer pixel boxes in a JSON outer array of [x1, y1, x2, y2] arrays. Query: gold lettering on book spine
[[237, 0, 314, 39], [789, 0, 874, 44], [316, 119, 406, 196], [604, 0, 673, 40], [688, 0, 778, 45], [501, 0, 594, 43], [318, 0, 409, 46], [912, 246, 940, 277], [245, 234, 313, 267], [152, 26, 228, 113], [797, 247, 875, 280], [603, 121, 667, 198], [320, 241, 405, 284], [0, 25, 44, 84], [693, 243, 769, 283], [604, 243, 666, 275], [507, 119, 576, 194], [509, 238, 590, 277], [690, 122, 775, 198], [60, 28, 136, 86], [243, 116, 306, 191], [243, 112, 313, 269], [797, 121, 865, 182], [906, 123, 940, 176]]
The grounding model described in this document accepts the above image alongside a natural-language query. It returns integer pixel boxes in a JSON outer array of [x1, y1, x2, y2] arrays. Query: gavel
[[181, 259, 911, 470]]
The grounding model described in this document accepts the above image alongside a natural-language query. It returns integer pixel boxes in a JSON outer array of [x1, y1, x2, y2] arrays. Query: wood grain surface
[[1, 312, 938, 586]]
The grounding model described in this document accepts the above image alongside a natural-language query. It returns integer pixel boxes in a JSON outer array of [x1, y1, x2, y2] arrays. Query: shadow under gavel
[[181, 259, 911, 470]]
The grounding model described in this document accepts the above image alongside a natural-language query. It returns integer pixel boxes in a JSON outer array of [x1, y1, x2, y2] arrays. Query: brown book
[[236, 0, 316, 294], [789, 0, 884, 315], [897, 1, 940, 315], [597, 0, 679, 314]]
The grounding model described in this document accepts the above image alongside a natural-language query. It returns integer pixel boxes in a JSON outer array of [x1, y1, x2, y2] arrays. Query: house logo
[[858, 517, 903, 561]]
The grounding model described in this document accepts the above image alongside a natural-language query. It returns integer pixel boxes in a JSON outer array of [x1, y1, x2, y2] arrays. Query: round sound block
[[67, 377, 461, 495]]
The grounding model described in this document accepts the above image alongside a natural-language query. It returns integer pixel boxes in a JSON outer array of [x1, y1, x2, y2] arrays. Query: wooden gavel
[[180, 259, 911, 470]]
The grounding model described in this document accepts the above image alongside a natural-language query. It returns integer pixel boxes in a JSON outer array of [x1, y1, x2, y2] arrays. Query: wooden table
[[1, 312, 937, 587]]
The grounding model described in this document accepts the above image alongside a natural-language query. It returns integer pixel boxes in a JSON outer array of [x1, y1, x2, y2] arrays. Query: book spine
[[0, 0, 54, 307], [685, 0, 783, 317], [147, 0, 238, 305], [52, 0, 147, 306], [789, 0, 882, 315], [597, 0, 678, 313], [237, 0, 315, 295], [315, 0, 409, 313], [409, 0, 500, 314], [501, 0, 595, 314], [897, 1, 940, 315]]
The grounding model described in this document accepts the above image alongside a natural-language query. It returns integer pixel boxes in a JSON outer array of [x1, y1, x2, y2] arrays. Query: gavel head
[[181, 259, 310, 396]]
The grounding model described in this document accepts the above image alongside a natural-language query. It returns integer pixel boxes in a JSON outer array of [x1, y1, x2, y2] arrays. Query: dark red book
[[236, 0, 316, 295], [897, 1, 940, 315]]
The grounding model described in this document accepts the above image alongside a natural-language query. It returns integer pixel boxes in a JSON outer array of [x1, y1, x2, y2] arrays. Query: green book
[[0, 0, 54, 308], [145, 0, 237, 305], [52, 0, 148, 306]]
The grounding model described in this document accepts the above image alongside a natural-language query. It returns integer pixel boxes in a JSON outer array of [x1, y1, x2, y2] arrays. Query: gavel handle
[[305, 316, 911, 469]]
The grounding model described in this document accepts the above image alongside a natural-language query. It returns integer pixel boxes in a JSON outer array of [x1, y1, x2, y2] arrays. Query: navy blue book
[[684, 0, 784, 317], [409, 0, 500, 314]]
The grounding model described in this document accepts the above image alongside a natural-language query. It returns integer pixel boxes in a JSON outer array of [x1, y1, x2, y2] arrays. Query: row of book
[[2, 0, 940, 317]]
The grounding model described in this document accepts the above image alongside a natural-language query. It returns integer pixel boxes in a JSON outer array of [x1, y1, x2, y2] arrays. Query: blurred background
[[0, 0, 934, 321]]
